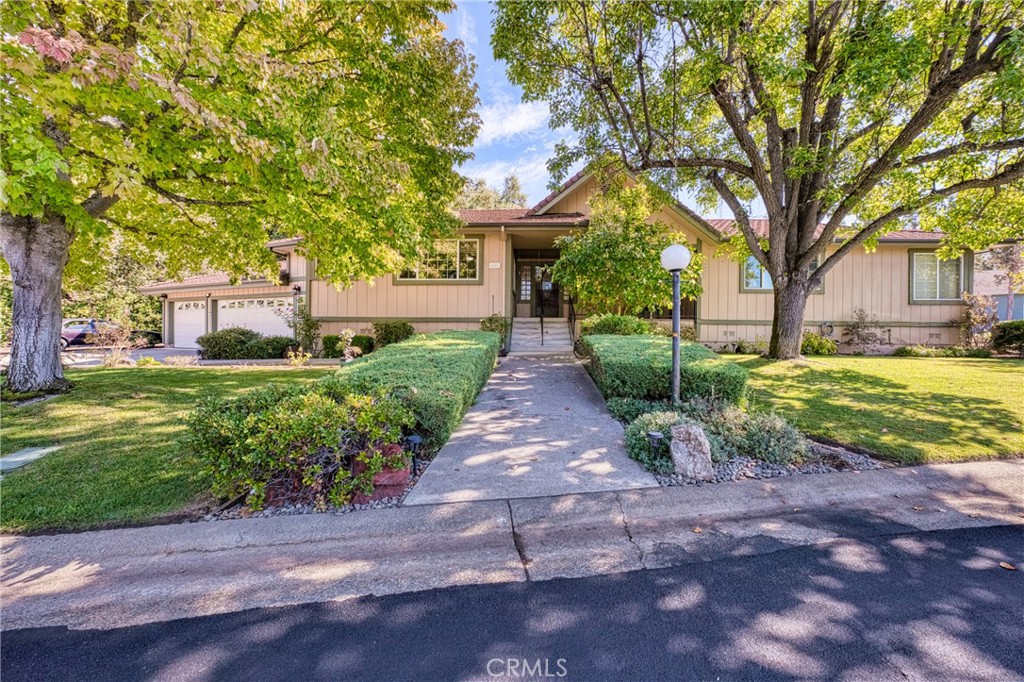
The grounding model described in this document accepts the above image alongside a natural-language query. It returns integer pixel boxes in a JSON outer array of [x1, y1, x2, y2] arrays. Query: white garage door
[[172, 301, 207, 349], [216, 297, 294, 337]]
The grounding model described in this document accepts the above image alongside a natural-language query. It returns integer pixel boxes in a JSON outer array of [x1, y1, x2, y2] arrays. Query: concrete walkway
[[403, 355, 659, 505], [2, 460, 1021, 631]]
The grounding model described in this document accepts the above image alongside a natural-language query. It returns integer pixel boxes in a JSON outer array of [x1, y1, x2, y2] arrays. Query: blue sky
[[442, 1, 573, 206], [441, 1, 739, 216]]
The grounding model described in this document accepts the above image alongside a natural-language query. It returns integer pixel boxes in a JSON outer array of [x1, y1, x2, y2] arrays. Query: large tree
[[494, 0, 1024, 358], [453, 173, 528, 208], [552, 178, 702, 314], [1, 1, 478, 392]]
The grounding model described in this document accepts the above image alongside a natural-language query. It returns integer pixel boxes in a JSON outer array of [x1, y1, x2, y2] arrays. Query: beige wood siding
[[309, 231, 507, 322], [696, 243, 964, 346]]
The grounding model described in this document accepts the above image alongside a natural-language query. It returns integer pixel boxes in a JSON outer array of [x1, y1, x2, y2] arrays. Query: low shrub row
[[579, 313, 697, 341], [186, 383, 414, 509], [801, 332, 838, 356], [335, 330, 501, 447], [621, 398, 808, 473], [893, 344, 993, 358], [196, 327, 294, 360], [580, 335, 748, 404]]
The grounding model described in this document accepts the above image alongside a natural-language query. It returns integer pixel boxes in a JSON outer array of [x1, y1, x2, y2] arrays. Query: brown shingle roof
[[458, 208, 588, 226], [706, 218, 944, 243]]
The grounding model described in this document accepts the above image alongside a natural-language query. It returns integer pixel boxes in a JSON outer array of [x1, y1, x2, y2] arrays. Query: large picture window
[[399, 238, 480, 282], [912, 252, 963, 302]]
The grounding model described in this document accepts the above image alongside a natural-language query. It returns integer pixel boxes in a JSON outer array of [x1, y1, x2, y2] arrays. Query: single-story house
[[141, 171, 972, 350]]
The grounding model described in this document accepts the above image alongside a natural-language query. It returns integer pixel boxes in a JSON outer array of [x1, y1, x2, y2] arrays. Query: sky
[[441, 1, 741, 216], [441, 1, 574, 206]]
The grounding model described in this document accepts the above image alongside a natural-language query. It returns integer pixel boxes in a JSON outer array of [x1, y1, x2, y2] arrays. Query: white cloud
[[461, 151, 552, 205], [456, 8, 478, 47], [476, 99, 550, 147]]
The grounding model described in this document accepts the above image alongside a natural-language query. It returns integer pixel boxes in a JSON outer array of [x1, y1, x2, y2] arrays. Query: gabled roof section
[[525, 168, 593, 216], [457, 207, 588, 227]]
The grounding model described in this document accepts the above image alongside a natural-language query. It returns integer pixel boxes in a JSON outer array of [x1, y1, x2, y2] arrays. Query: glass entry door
[[534, 266, 560, 318]]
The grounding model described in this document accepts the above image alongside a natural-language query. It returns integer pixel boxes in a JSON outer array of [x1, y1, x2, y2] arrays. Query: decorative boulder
[[351, 462, 411, 504], [670, 423, 714, 481]]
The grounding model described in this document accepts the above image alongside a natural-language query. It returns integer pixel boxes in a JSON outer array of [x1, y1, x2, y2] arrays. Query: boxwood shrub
[[373, 320, 415, 348], [992, 320, 1024, 356], [351, 334, 375, 355], [336, 331, 501, 446], [580, 335, 748, 404], [580, 314, 654, 336]]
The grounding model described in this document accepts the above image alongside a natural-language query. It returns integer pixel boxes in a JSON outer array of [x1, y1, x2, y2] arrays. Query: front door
[[534, 267, 560, 318]]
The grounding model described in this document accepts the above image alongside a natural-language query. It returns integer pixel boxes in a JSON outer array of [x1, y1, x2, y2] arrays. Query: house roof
[[705, 218, 945, 243], [457, 208, 588, 226], [140, 271, 288, 293]]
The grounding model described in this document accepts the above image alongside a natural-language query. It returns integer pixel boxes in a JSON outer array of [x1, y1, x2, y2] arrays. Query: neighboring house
[[141, 172, 972, 350], [974, 270, 1023, 321]]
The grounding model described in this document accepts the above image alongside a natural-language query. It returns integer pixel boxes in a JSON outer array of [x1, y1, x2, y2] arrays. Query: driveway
[[403, 355, 659, 505]]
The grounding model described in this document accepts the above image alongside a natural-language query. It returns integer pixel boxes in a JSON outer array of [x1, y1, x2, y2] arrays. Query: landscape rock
[[670, 424, 714, 481]]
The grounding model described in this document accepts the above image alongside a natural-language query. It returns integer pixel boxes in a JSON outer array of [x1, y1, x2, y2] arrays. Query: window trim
[[393, 235, 484, 286], [908, 248, 972, 305], [739, 255, 825, 294]]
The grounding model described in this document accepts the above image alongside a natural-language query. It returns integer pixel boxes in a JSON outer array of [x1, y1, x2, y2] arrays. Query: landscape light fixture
[[405, 434, 423, 475], [660, 244, 692, 404], [646, 430, 665, 455]]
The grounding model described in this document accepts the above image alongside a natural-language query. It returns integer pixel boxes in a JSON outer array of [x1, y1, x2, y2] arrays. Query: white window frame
[[397, 237, 482, 283], [911, 251, 964, 303]]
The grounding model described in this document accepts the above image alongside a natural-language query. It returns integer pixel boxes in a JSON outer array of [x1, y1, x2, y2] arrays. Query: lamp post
[[660, 243, 692, 405]]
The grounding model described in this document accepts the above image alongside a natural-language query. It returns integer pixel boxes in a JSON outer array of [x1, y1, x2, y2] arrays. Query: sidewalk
[[2, 460, 1021, 631], [404, 356, 658, 505]]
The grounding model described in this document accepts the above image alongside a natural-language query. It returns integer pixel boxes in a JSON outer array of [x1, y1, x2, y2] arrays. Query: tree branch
[[707, 170, 768, 268], [145, 181, 262, 207]]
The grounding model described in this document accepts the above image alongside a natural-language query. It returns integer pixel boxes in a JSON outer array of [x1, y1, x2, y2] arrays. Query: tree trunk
[[1007, 285, 1015, 322], [1, 213, 74, 394], [768, 283, 810, 359]]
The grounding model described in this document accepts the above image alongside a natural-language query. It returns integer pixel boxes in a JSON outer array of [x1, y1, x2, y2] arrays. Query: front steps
[[509, 317, 574, 354]]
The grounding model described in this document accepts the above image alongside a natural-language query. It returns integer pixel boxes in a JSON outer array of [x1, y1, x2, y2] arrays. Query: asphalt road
[[3, 525, 1022, 682]]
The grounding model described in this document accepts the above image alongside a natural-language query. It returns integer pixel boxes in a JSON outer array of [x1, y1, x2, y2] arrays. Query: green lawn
[[736, 355, 1024, 464], [1, 367, 331, 533]]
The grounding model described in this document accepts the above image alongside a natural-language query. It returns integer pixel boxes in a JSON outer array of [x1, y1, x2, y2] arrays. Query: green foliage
[[2, 2, 479, 285], [351, 334, 375, 356], [185, 385, 413, 509], [197, 328, 292, 359], [992, 320, 1024, 356], [322, 335, 342, 359], [135, 356, 161, 367], [580, 314, 653, 336], [552, 180, 702, 315], [277, 305, 321, 357], [801, 332, 838, 356], [453, 174, 527, 209], [622, 400, 807, 473], [480, 314, 512, 341], [197, 328, 261, 360], [335, 331, 501, 446], [373, 320, 416, 348], [605, 397, 671, 423], [623, 411, 683, 473], [893, 344, 993, 358], [580, 335, 748, 404]]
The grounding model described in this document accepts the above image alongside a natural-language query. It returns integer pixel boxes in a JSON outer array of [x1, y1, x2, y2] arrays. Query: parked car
[[60, 319, 162, 350]]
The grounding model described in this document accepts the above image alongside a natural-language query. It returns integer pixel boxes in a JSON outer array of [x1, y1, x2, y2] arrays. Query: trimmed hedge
[[580, 335, 748, 404], [336, 331, 501, 446], [351, 334, 374, 355], [197, 328, 294, 359], [373, 320, 415, 348], [992, 320, 1024, 356]]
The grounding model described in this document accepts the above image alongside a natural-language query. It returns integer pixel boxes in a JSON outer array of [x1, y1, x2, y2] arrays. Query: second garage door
[[216, 297, 294, 337]]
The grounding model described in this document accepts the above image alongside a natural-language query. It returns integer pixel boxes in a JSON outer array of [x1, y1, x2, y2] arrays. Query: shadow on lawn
[[733, 357, 1024, 464]]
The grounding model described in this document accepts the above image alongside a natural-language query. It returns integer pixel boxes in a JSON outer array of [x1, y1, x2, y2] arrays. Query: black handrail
[[539, 307, 544, 346], [567, 295, 577, 345]]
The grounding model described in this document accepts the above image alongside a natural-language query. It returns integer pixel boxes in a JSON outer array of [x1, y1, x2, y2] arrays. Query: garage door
[[216, 297, 294, 337], [172, 301, 207, 349]]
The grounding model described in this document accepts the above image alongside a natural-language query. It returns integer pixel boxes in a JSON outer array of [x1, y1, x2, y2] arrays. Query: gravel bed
[[197, 460, 432, 522], [654, 442, 884, 487]]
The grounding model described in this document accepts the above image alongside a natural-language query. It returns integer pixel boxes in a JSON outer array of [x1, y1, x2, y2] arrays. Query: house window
[[518, 264, 533, 302], [912, 252, 963, 302], [742, 255, 823, 292], [743, 257, 774, 291], [399, 238, 479, 281]]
